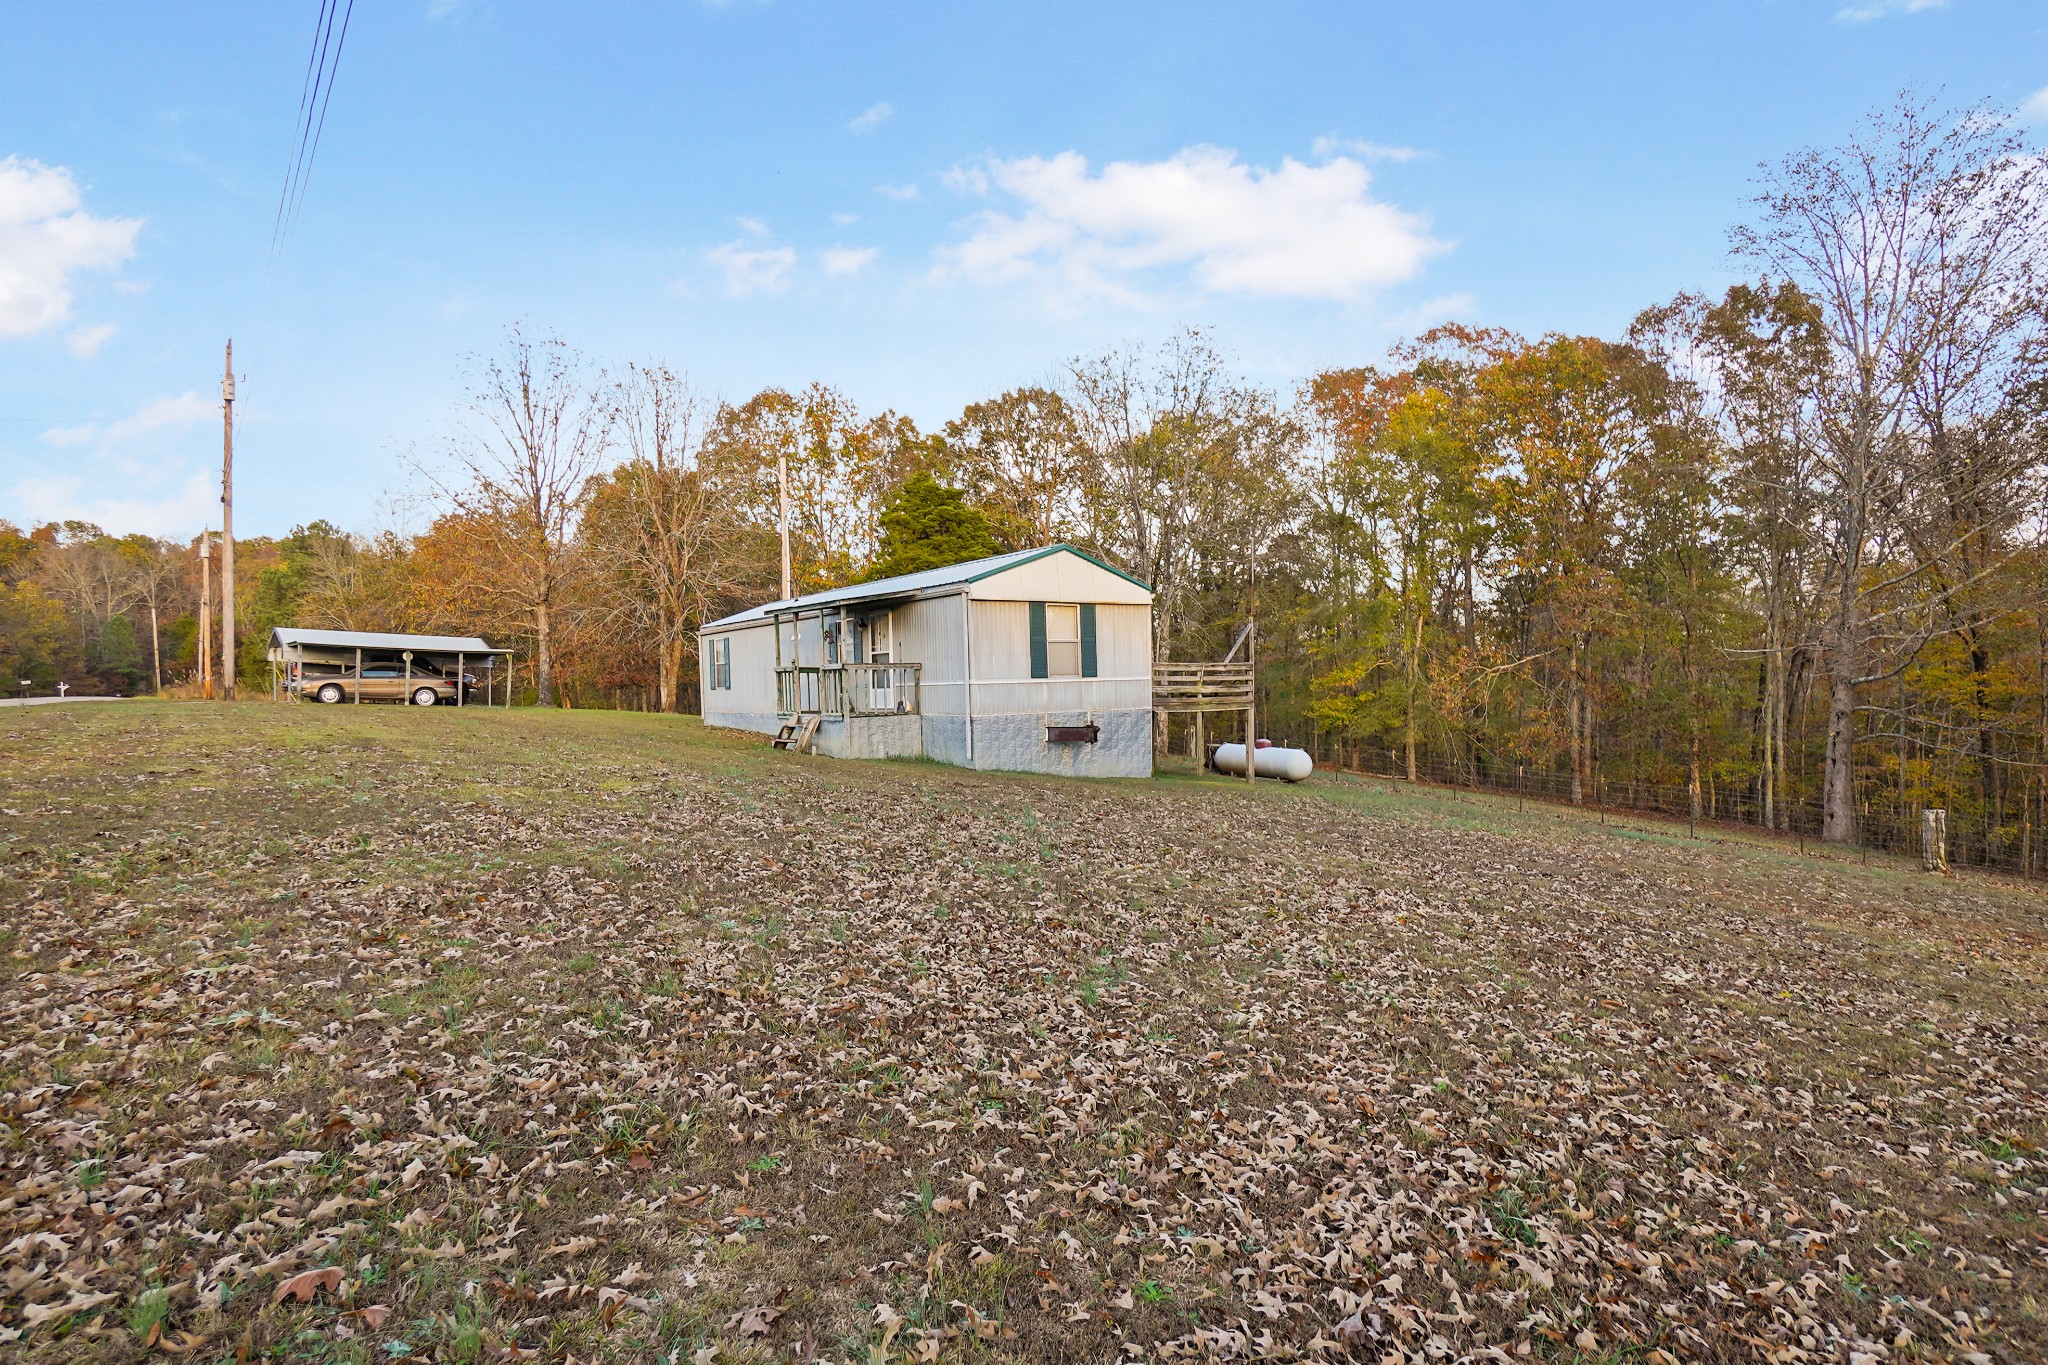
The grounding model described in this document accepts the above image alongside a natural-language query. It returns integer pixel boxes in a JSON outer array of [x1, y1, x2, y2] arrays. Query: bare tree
[[421, 326, 611, 706], [295, 529, 418, 632], [1733, 94, 2048, 843], [584, 362, 760, 712], [113, 535, 182, 694], [32, 523, 144, 660], [942, 387, 1088, 549], [1065, 331, 1298, 661]]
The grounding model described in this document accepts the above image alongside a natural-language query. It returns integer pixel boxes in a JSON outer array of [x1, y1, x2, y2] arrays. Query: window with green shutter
[[1033, 602, 1088, 678]]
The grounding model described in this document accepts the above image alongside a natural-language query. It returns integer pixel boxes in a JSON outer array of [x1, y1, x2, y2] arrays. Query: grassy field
[[1, 702, 2043, 1364]]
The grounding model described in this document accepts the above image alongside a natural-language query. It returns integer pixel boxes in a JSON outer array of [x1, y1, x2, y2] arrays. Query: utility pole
[[198, 532, 214, 699], [220, 341, 237, 700], [776, 448, 792, 601]]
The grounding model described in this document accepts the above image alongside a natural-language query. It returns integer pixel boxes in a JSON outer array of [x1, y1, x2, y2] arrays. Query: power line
[[267, 0, 333, 268], [285, 0, 356, 245], [267, 0, 356, 271]]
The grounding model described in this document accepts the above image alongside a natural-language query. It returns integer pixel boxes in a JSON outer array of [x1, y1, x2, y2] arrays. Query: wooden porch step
[[772, 713, 822, 753]]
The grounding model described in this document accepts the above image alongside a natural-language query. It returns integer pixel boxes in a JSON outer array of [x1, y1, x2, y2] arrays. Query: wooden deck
[[1151, 661, 1253, 713]]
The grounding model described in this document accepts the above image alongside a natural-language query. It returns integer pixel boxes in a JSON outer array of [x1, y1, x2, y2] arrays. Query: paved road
[[0, 696, 133, 708]]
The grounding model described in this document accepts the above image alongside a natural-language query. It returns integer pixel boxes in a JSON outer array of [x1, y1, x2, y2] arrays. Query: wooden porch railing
[[845, 663, 920, 716], [776, 663, 921, 718]]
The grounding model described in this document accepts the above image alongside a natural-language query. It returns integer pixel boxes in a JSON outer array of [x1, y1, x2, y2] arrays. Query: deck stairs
[[772, 712, 822, 754]]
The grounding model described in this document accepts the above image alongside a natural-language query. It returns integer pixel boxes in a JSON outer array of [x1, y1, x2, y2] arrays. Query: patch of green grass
[[1488, 1189, 1537, 1246], [1971, 1136, 2023, 1163], [125, 1286, 171, 1338], [447, 1301, 486, 1362], [1077, 954, 1127, 1007], [590, 995, 628, 1032]]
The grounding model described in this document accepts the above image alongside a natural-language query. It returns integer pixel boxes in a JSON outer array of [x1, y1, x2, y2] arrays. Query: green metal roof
[[699, 543, 1153, 631]]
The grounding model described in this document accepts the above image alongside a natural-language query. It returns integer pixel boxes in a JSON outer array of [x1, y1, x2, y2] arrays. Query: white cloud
[[876, 183, 921, 202], [941, 164, 990, 196], [10, 469, 216, 538], [66, 322, 116, 358], [0, 156, 140, 339], [705, 240, 795, 296], [1383, 291, 1480, 336], [41, 391, 213, 448], [1311, 135, 1422, 162], [832, 212, 861, 227], [935, 145, 1443, 304], [2021, 86, 2048, 125], [847, 101, 894, 135], [821, 245, 879, 276], [16, 392, 218, 537], [1834, 0, 1945, 19]]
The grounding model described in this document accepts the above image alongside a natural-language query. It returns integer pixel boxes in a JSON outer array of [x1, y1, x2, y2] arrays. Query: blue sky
[[3, 1, 2043, 540]]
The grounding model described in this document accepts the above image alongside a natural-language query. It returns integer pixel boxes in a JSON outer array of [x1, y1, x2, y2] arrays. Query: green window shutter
[[1079, 603, 1097, 678], [1028, 601, 1048, 679]]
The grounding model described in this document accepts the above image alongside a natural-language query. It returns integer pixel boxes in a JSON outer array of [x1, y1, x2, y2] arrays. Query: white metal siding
[[969, 554, 1151, 605], [700, 619, 780, 725], [969, 600, 1150, 685], [961, 598, 1151, 777], [893, 595, 968, 715]]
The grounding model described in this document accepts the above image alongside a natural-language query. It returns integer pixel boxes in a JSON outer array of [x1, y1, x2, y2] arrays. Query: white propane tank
[[1212, 742, 1314, 782]]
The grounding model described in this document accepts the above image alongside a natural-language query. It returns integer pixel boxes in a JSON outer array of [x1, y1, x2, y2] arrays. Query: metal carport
[[266, 628, 514, 707]]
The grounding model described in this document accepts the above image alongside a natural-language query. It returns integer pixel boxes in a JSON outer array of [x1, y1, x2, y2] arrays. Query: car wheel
[[412, 687, 439, 707], [316, 683, 344, 704]]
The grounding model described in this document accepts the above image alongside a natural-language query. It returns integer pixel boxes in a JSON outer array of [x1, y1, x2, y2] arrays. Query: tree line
[[4, 96, 2043, 856]]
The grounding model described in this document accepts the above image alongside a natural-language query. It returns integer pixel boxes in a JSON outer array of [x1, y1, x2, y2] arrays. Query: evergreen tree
[[863, 473, 1001, 581]]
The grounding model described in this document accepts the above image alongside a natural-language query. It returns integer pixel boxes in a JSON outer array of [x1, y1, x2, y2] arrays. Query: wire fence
[[1262, 735, 2048, 882]]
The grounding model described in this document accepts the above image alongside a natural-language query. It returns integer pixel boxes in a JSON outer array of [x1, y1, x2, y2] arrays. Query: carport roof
[[269, 627, 510, 654]]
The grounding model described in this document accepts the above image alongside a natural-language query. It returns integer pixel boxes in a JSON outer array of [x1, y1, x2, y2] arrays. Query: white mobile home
[[698, 545, 1154, 778]]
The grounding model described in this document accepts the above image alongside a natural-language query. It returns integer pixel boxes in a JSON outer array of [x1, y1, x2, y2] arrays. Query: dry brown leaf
[[728, 1303, 784, 1338], [272, 1267, 343, 1305], [543, 1236, 599, 1259]]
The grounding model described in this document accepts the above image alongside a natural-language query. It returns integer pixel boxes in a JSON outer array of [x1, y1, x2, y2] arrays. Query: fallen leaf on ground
[[272, 1267, 343, 1304]]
